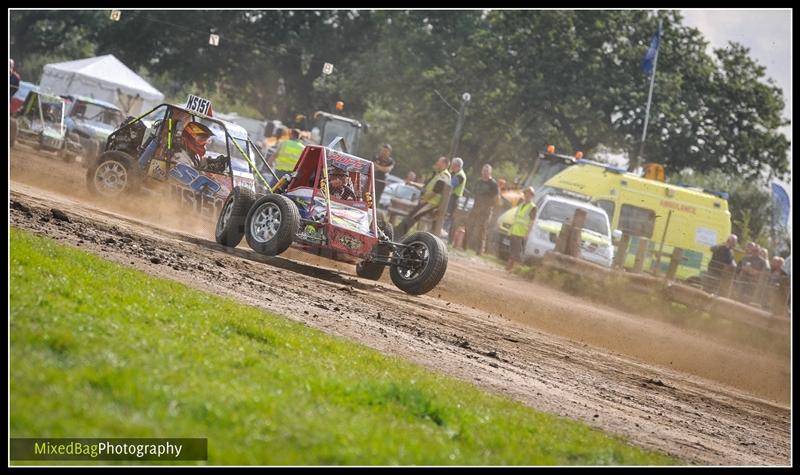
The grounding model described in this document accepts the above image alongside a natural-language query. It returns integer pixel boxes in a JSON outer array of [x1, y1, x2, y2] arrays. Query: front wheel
[[390, 231, 448, 295], [215, 186, 256, 247], [244, 194, 300, 256], [86, 151, 139, 197]]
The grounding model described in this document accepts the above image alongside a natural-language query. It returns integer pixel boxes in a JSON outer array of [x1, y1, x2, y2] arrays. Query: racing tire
[[215, 186, 256, 247], [10, 119, 18, 148], [86, 151, 140, 198], [390, 231, 448, 295], [355, 220, 395, 280], [244, 193, 299, 256]]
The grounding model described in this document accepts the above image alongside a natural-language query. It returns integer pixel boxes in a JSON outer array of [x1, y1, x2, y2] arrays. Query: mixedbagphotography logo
[[10, 438, 207, 461]]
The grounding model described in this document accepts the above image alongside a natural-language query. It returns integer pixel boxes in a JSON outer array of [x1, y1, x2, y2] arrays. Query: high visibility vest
[[423, 169, 451, 207], [509, 201, 536, 237], [451, 169, 467, 197], [274, 139, 305, 172]]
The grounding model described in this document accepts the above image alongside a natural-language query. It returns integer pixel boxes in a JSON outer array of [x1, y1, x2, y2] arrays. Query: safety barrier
[[541, 208, 791, 320]]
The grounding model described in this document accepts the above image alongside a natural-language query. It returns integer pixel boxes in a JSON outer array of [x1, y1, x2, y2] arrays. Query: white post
[[633, 18, 662, 172]]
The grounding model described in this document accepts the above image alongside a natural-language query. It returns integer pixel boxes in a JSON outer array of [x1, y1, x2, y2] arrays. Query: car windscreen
[[30, 95, 66, 133], [539, 201, 609, 236], [526, 159, 572, 190], [74, 101, 125, 128]]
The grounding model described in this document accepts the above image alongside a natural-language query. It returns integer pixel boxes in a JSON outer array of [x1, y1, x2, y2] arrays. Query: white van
[[524, 195, 617, 267]]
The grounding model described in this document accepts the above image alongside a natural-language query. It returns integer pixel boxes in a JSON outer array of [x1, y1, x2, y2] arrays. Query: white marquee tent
[[39, 54, 164, 116]]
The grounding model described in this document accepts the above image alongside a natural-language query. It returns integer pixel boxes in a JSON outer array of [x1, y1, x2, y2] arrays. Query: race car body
[[215, 138, 449, 295], [84, 97, 270, 222]]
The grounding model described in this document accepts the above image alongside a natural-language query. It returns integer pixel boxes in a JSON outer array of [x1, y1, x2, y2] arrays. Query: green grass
[[10, 228, 675, 465]]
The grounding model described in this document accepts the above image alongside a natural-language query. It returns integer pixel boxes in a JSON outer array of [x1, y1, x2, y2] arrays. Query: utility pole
[[449, 92, 471, 158]]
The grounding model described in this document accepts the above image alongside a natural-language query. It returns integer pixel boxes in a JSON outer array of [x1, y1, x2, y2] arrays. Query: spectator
[[372, 144, 395, 203], [505, 186, 537, 272], [404, 171, 418, 185], [768, 256, 785, 285], [735, 242, 768, 303], [464, 163, 499, 254], [761, 255, 787, 308], [758, 246, 770, 269], [9, 58, 20, 98], [705, 234, 737, 294], [443, 157, 467, 238], [267, 128, 304, 186], [395, 156, 451, 238]]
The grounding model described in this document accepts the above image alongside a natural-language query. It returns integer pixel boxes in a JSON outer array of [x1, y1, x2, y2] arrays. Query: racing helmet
[[328, 166, 348, 183], [182, 121, 214, 156]]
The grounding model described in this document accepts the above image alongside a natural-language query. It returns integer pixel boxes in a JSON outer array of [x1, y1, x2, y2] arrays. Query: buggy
[[10, 91, 83, 161], [84, 98, 270, 221], [215, 138, 448, 295]]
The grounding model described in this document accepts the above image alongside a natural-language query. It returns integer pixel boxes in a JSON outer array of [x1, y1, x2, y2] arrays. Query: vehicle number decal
[[185, 94, 212, 116], [170, 184, 224, 218]]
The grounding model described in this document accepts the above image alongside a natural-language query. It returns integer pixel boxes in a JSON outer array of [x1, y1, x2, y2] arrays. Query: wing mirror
[[612, 229, 623, 243]]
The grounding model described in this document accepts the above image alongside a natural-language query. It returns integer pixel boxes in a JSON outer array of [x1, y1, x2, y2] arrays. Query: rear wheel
[[215, 186, 256, 247], [86, 151, 139, 197], [355, 219, 395, 280], [244, 194, 299, 256], [390, 231, 448, 295]]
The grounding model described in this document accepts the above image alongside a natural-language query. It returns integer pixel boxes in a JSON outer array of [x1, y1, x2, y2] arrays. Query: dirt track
[[9, 147, 792, 465]]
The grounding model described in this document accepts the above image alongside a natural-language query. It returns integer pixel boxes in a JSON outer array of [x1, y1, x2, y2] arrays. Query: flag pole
[[633, 18, 662, 172]]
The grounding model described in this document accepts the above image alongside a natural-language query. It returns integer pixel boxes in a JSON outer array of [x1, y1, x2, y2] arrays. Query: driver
[[173, 121, 227, 173], [328, 167, 357, 200]]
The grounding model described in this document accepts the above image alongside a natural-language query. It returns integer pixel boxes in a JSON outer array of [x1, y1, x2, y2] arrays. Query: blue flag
[[771, 180, 791, 227], [642, 27, 661, 75]]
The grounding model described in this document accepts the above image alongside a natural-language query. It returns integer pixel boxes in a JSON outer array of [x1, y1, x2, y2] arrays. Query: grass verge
[[10, 228, 675, 465]]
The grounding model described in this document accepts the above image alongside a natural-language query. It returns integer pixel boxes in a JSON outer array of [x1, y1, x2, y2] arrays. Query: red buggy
[[215, 139, 448, 295]]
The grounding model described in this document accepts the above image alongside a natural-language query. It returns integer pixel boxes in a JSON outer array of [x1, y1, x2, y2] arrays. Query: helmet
[[182, 121, 213, 156]]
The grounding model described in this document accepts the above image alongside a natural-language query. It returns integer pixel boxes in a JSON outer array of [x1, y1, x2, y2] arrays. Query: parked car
[[379, 182, 421, 210], [10, 90, 83, 161], [10, 81, 38, 115], [62, 95, 126, 166], [496, 194, 617, 267]]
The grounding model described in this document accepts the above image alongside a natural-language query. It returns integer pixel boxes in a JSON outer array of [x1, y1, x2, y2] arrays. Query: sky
[[679, 9, 792, 145]]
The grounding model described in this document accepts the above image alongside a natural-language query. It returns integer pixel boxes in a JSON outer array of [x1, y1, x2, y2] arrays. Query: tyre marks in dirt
[[9, 185, 790, 465]]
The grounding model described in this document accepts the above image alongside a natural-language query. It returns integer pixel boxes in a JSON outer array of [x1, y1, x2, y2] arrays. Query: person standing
[[464, 163, 499, 254], [267, 128, 305, 186], [505, 186, 537, 272], [9, 58, 21, 98], [444, 157, 467, 238], [735, 242, 768, 303], [372, 143, 395, 203], [705, 234, 738, 294], [395, 156, 451, 238]]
